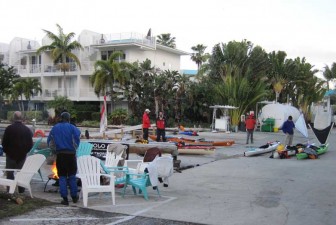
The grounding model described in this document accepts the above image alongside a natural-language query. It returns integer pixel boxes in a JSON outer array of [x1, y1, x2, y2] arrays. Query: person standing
[[142, 109, 151, 141], [2, 111, 33, 193], [282, 115, 295, 146], [156, 111, 167, 142], [245, 114, 256, 144], [47, 112, 81, 205]]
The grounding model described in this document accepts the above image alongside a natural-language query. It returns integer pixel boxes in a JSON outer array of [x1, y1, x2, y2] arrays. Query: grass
[[0, 192, 56, 219]]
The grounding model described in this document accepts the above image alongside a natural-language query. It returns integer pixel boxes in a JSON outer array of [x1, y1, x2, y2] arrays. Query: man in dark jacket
[[156, 111, 167, 142], [47, 112, 81, 205], [282, 115, 295, 146], [2, 111, 33, 193]]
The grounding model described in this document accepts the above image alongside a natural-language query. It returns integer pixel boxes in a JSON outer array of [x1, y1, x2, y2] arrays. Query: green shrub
[[91, 112, 101, 121], [127, 114, 141, 125], [80, 120, 100, 127], [24, 111, 43, 122], [6, 111, 43, 122], [109, 108, 128, 125], [76, 111, 92, 122]]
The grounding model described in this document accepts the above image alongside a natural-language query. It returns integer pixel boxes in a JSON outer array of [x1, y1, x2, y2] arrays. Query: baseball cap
[[61, 112, 71, 120], [145, 109, 150, 112]]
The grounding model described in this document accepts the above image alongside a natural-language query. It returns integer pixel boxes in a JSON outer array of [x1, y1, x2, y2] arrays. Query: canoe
[[178, 146, 216, 155], [149, 135, 234, 146], [244, 141, 280, 157], [296, 143, 328, 160]]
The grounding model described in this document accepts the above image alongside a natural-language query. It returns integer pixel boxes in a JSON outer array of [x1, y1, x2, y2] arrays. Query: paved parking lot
[[1, 129, 336, 225]]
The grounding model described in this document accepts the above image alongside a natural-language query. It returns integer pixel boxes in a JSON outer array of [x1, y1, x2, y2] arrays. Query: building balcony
[[93, 32, 156, 50]]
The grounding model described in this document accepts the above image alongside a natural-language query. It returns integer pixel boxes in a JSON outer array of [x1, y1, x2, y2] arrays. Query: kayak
[[244, 141, 280, 157], [149, 135, 234, 146], [296, 143, 329, 160], [271, 144, 306, 159], [178, 146, 216, 155]]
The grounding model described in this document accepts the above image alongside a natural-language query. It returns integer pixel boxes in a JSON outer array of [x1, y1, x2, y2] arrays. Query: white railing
[[43, 62, 78, 73], [43, 88, 76, 98], [96, 32, 156, 49], [79, 88, 96, 97]]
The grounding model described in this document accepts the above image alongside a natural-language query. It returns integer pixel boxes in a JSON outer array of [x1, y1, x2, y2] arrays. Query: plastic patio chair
[[0, 154, 46, 198], [77, 155, 115, 207], [122, 171, 160, 200], [28, 138, 45, 181], [76, 142, 94, 157], [101, 145, 129, 185]]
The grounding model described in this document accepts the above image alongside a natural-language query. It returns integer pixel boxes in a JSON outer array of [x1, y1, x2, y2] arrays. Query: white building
[[1, 30, 189, 111]]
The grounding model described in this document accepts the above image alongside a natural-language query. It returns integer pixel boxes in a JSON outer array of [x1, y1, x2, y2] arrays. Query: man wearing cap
[[47, 112, 81, 205], [142, 109, 151, 141]]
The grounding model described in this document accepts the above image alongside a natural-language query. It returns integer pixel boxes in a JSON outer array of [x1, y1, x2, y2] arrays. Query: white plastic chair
[[0, 154, 46, 198], [77, 155, 115, 207]]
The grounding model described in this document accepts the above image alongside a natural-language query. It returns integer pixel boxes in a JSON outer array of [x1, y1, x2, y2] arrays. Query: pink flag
[[100, 95, 107, 133]]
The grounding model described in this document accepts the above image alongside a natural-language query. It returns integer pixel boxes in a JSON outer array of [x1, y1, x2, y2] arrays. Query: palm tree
[[90, 51, 133, 110], [10, 78, 42, 112], [11, 81, 25, 111], [323, 62, 336, 90], [267, 51, 295, 103], [215, 71, 267, 128], [191, 44, 209, 71], [37, 24, 83, 97], [23, 78, 42, 101], [156, 33, 176, 48]]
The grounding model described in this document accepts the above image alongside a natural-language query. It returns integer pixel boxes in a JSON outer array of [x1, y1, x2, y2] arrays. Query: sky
[[1, 0, 335, 76]]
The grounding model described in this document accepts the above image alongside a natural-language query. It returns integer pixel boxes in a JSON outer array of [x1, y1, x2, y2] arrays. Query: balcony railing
[[95, 32, 156, 49], [44, 88, 76, 98], [43, 62, 78, 73]]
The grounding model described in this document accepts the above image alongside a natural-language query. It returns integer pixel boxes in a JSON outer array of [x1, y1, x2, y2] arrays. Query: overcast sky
[[1, 0, 335, 75]]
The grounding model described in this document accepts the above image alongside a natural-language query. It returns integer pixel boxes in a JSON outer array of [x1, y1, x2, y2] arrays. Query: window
[[31, 56, 36, 65], [101, 50, 126, 61]]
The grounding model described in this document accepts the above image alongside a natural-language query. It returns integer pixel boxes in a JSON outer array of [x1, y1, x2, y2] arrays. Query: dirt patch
[[0, 192, 57, 219]]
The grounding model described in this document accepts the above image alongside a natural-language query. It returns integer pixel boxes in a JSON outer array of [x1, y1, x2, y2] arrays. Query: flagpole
[[100, 94, 108, 139]]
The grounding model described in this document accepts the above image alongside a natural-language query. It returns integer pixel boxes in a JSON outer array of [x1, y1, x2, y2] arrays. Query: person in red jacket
[[142, 109, 151, 141], [245, 114, 256, 144], [156, 111, 167, 142]]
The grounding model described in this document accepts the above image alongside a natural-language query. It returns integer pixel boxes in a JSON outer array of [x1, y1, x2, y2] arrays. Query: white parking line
[[105, 196, 177, 225]]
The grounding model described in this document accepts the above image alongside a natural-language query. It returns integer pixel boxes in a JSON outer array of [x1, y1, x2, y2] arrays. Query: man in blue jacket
[[282, 116, 295, 146], [48, 112, 81, 205]]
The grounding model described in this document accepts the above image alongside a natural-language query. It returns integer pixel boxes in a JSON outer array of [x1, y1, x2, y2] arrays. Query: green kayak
[[296, 143, 329, 160]]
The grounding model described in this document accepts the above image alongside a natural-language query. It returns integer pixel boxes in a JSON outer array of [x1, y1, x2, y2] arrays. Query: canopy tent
[[210, 105, 238, 132]]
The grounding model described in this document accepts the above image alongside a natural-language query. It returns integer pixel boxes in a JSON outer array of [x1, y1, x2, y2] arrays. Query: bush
[[109, 108, 128, 125], [6, 111, 43, 123], [80, 120, 100, 127], [126, 115, 141, 125], [91, 112, 101, 121], [76, 111, 92, 122]]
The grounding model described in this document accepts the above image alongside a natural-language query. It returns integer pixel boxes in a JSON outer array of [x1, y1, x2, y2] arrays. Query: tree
[[267, 51, 295, 103], [215, 70, 267, 127], [37, 24, 83, 97], [22, 78, 42, 102], [0, 63, 20, 99], [90, 51, 133, 109], [11, 81, 25, 111], [191, 44, 210, 71], [156, 33, 176, 48], [323, 62, 336, 90]]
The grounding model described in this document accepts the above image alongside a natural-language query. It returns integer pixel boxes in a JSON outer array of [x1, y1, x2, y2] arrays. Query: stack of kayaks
[[177, 145, 216, 155], [244, 141, 280, 157], [149, 135, 234, 147]]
